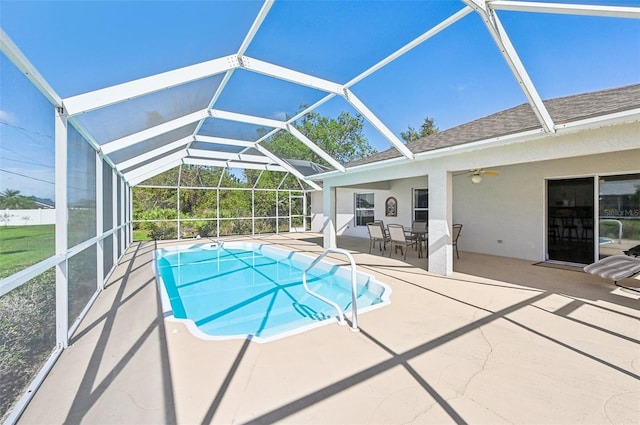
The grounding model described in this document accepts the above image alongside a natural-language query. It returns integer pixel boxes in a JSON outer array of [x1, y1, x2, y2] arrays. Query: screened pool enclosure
[[1, 0, 639, 422], [132, 164, 316, 240]]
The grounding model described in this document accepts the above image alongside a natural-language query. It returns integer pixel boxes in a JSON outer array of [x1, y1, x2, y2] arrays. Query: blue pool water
[[154, 242, 391, 342]]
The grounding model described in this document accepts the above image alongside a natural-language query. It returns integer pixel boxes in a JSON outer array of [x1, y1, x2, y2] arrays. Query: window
[[355, 193, 375, 226], [413, 189, 428, 221]]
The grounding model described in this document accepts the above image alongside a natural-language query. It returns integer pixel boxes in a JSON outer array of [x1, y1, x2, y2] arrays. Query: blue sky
[[1, 0, 639, 199]]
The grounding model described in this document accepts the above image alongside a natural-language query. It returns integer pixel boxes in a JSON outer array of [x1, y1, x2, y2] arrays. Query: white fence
[[1, 209, 56, 226]]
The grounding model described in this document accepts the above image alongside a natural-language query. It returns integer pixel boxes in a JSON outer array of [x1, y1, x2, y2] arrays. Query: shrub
[[0, 270, 56, 420]]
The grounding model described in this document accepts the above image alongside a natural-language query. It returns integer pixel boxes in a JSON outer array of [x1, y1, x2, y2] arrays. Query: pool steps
[[302, 248, 360, 332]]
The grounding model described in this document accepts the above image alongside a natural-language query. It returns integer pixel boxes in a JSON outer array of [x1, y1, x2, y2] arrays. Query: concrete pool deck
[[17, 233, 640, 424]]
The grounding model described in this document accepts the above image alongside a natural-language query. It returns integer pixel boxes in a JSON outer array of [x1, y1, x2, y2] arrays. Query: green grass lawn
[[133, 228, 152, 241], [0, 225, 55, 279]]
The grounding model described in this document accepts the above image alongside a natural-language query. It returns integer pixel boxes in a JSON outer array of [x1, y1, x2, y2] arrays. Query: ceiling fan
[[468, 169, 499, 184]]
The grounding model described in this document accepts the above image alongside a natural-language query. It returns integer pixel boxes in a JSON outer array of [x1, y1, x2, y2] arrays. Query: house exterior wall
[[310, 179, 427, 235], [452, 150, 640, 260], [313, 120, 640, 263]]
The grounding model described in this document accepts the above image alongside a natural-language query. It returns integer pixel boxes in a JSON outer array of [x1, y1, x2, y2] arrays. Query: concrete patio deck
[[17, 233, 639, 424]]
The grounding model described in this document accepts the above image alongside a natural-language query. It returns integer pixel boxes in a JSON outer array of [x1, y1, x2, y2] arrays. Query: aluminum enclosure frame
[[39, 0, 636, 190]]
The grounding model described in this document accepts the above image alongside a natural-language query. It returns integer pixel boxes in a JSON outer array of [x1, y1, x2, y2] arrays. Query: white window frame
[[354, 193, 375, 226], [413, 188, 428, 222]]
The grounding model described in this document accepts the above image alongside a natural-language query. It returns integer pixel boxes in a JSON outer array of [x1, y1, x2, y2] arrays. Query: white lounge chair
[[584, 255, 640, 293]]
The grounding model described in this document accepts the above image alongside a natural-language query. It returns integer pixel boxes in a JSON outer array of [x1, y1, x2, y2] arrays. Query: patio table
[[408, 227, 428, 258]]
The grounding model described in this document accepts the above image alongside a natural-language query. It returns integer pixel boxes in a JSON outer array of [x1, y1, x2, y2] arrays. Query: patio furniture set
[[366, 221, 462, 260]]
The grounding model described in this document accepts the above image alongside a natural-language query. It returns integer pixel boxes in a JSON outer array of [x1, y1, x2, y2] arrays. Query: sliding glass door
[[547, 174, 640, 264], [598, 174, 640, 259], [547, 178, 595, 264]]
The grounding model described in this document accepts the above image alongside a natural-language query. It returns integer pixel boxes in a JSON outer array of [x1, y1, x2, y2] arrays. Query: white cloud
[[0, 109, 17, 124], [272, 111, 288, 121]]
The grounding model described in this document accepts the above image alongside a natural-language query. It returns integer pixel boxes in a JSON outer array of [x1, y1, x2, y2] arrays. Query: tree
[[400, 117, 439, 143], [132, 110, 378, 239], [261, 110, 377, 166], [0, 189, 37, 209]]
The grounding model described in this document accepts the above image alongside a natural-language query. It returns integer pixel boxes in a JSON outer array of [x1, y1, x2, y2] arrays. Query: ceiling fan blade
[[483, 170, 500, 176]]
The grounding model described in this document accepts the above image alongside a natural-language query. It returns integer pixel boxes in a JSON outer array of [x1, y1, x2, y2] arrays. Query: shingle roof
[[348, 84, 640, 167]]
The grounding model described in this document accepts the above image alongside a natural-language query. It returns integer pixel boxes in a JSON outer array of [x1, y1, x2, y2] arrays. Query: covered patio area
[[18, 233, 639, 424]]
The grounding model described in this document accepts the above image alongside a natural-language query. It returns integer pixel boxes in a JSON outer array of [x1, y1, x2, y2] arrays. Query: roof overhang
[[309, 108, 640, 181]]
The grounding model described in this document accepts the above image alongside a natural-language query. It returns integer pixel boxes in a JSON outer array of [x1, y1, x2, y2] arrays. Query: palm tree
[[0, 189, 36, 209]]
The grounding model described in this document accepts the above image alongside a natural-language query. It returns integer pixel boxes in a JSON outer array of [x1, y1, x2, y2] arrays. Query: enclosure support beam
[[96, 155, 104, 291], [123, 151, 187, 182], [128, 185, 134, 246], [101, 110, 208, 155], [465, 0, 555, 133], [120, 177, 126, 254], [343, 89, 415, 160], [252, 189, 256, 235], [127, 160, 184, 187], [128, 159, 184, 187], [275, 189, 279, 235], [54, 106, 69, 348], [112, 170, 118, 265], [115, 136, 193, 172], [322, 185, 337, 249], [177, 165, 182, 240], [192, 0, 275, 135], [427, 169, 453, 276], [346, 6, 473, 87], [192, 0, 275, 136], [253, 144, 322, 190], [195, 135, 256, 148], [303, 192, 308, 232], [240, 56, 344, 94], [216, 188, 221, 238], [186, 149, 276, 164], [286, 124, 346, 172], [209, 109, 287, 129], [63, 55, 239, 115], [183, 158, 286, 171], [1, 29, 63, 107], [490, 1, 640, 18]]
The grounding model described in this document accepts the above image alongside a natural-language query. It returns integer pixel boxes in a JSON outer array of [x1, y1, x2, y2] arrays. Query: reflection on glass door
[[598, 174, 640, 259], [547, 178, 595, 264]]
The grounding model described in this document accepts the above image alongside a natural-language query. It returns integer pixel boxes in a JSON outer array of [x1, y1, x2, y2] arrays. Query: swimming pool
[[154, 242, 391, 343]]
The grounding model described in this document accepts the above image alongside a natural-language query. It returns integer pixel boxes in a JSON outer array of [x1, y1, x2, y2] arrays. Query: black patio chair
[[452, 224, 463, 259]]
